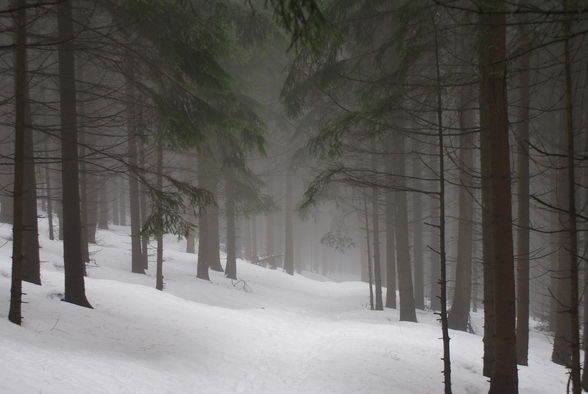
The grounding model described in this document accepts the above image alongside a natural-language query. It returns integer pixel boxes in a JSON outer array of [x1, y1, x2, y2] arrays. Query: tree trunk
[[479, 5, 518, 392], [78, 127, 90, 264], [45, 156, 54, 241], [97, 175, 109, 230], [125, 66, 144, 275], [412, 153, 424, 310], [392, 132, 417, 322], [112, 176, 119, 226], [9, 0, 27, 324], [562, 13, 581, 393], [155, 144, 164, 291], [138, 140, 148, 270], [371, 144, 383, 310], [225, 181, 237, 280], [251, 216, 258, 264], [448, 87, 475, 332], [208, 193, 223, 272], [186, 232, 195, 253], [384, 179, 397, 309], [284, 169, 294, 275], [363, 194, 374, 310], [21, 86, 40, 285], [432, 20, 452, 391], [515, 20, 531, 365], [57, 0, 92, 308]]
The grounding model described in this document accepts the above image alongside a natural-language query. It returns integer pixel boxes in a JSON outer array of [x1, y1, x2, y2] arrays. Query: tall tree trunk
[[384, 177, 397, 309], [125, 65, 144, 275], [562, 11, 581, 392], [479, 5, 518, 392], [251, 216, 258, 264], [78, 127, 90, 264], [371, 145, 383, 311], [432, 19, 452, 392], [112, 176, 119, 226], [412, 152, 424, 310], [208, 192, 223, 272], [284, 169, 294, 275], [21, 86, 40, 285], [9, 0, 27, 324], [119, 176, 126, 226], [448, 87, 475, 332], [97, 175, 109, 230], [57, 0, 92, 308], [363, 194, 374, 311], [392, 132, 417, 322], [138, 140, 148, 270], [515, 19, 531, 365], [45, 152, 54, 241], [155, 144, 164, 291], [225, 181, 237, 280], [196, 153, 211, 280]]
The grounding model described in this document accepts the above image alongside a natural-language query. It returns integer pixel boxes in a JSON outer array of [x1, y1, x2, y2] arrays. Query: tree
[[57, 0, 92, 308], [478, 2, 517, 392], [8, 0, 28, 325]]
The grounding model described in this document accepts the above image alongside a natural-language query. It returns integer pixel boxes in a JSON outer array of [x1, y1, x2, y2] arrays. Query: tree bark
[[225, 180, 237, 280], [284, 169, 294, 275], [58, 0, 92, 308], [515, 19, 531, 365], [155, 144, 164, 291], [384, 178, 397, 309], [21, 83, 40, 285], [448, 87, 475, 332], [392, 131, 417, 322], [9, 0, 27, 324], [371, 145, 383, 310], [412, 153, 424, 310], [125, 66, 144, 275], [479, 5, 518, 392]]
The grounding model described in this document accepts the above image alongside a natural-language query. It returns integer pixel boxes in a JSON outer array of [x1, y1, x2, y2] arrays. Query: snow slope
[[0, 220, 568, 394]]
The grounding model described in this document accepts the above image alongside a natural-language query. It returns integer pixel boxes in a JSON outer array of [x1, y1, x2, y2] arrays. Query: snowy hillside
[[0, 220, 567, 394]]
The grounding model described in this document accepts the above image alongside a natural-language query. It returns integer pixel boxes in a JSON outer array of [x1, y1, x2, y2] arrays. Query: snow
[[0, 219, 568, 393]]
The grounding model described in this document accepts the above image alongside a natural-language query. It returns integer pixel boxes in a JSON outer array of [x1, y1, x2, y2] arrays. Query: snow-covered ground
[[0, 219, 568, 393]]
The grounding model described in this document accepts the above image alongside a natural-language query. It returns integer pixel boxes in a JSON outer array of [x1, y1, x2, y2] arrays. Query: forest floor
[[0, 219, 568, 394]]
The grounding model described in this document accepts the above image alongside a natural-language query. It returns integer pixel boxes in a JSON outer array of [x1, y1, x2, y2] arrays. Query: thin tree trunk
[[58, 0, 92, 308], [562, 12, 581, 392], [448, 87, 475, 332], [46, 156, 54, 241], [112, 176, 119, 226], [225, 181, 237, 280], [97, 175, 109, 230], [21, 86, 40, 285], [251, 216, 258, 264], [432, 19, 452, 391], [196, 153, 210, 280], [363, 194, 374, 311], [284, 169, 294, 275], [371, 145, 383, 311], [9, 0, 27, 324], [78, 127, 90, 264], [138, 140, 148, 270], [155, 144, 164, 291], [384, 178, 397, 308], [515, 19, 531, 365], [125, 65, 144, 275], [412, 153, 424, 310]]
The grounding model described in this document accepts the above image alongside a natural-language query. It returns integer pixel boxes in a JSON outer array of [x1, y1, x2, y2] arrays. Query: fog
[[0, 1, 585, 393]]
